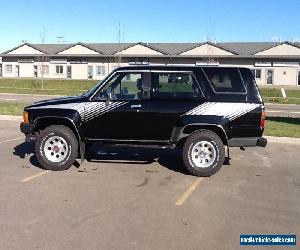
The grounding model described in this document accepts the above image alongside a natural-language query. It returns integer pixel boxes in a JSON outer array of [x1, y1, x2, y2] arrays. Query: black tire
[[35, 125, 78, 171], [182, 130, 225, 177]]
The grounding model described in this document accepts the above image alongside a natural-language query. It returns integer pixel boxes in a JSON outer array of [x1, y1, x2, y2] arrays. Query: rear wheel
[[183, 130, 225, 177], [35, 125, 78, 171]]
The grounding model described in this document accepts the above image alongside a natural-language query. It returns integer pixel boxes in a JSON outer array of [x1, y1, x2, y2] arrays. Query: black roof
[[113, 64, 247, 71]]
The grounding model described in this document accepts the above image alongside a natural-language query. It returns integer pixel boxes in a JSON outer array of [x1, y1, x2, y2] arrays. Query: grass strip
[[264, 117, 300, 138]]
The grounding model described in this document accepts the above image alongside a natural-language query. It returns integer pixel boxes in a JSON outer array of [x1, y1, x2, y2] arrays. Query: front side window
[[5, 65, 12, 74], [203, 67, 246, 93], [55, 65, 64, 74], [151, 72, 201, 99], [96, 72, 144, 100]]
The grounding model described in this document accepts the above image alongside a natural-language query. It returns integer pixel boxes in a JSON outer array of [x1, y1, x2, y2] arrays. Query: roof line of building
[[2, 53, 300, 59], [2, 43, 47, 54], [54, 42, 104, 55], [2, 41, 300, 57]]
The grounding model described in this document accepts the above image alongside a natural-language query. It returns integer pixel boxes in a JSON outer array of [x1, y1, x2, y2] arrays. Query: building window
[[96, 66, 106, 76], [87, 66, 93, 79], [41, 65, 49, 75], [255, 69, 261, 79], [5, 65, 13, 74], [251, 69, 261, 79], [56, 65, 64, 74]]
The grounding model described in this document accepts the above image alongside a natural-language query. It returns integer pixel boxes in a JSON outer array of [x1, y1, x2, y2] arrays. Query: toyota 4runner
[[20, 65, 267, 176]]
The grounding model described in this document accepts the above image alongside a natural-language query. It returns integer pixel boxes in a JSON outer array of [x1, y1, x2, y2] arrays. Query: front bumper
[[20, 122, 35, 142], [228, 137, 267, 147]]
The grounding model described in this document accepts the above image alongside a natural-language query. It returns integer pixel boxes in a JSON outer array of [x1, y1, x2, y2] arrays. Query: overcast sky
[[1, 0, 300, 52]]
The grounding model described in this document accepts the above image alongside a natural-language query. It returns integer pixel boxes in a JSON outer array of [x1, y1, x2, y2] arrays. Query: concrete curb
[[0, 115, 22, 121], [265, 136, 300, 145], [0, 93, 63, 97], [265, 103, 299, 107]]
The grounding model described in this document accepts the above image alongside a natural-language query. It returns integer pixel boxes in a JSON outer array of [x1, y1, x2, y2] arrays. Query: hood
[[25, 95, 84, 109]]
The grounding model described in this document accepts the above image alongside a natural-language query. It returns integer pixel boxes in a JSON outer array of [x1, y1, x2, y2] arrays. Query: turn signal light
[[260, 111, 265, 129], [23, 111, 29, 124]]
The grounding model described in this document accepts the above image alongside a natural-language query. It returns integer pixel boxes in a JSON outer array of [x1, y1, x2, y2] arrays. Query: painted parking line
[[267, 110, 300, 114], [20, 170, 50, 182], [175, 178, 203, 206], [0, 136, 23, 144]]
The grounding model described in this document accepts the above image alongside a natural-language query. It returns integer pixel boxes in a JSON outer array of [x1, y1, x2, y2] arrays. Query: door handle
[[131, 104, 141, 109]]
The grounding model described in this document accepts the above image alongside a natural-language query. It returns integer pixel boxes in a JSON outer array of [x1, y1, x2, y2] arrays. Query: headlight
[[23, 111, 29, 123]]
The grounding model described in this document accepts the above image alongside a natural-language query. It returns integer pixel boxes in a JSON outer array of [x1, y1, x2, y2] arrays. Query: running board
[[94, 142, 175, 149]]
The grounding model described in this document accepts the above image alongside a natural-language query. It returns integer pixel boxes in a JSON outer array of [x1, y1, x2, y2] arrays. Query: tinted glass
[[97, 72, 142, 100], [239, 68, 262, 103], [152, 72, 201, 99], [203, 68, 246, 93]]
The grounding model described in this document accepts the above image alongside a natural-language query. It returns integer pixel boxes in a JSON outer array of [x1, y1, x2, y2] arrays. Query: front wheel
[[35, 125, 78, 171], [182, 130, 225, 177]]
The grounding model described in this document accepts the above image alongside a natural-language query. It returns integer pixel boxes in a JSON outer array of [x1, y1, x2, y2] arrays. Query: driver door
[[83, 71, 151, 140]]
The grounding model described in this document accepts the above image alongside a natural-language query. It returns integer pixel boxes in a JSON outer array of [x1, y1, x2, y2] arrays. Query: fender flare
[[171, 123, 229, 144], [34, 116, 82, 140]]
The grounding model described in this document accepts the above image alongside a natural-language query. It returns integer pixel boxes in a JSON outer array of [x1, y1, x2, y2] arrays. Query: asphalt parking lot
[[0, 120, 299, 250]]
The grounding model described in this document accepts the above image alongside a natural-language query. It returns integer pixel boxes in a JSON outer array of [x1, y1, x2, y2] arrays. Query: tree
[[35, 54, 49, 90]]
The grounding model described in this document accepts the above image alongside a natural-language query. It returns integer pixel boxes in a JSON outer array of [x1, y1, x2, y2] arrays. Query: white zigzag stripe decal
[[184, 102, 261, 121], [30, 101, 128, 122], [83, 101, 127, 121]]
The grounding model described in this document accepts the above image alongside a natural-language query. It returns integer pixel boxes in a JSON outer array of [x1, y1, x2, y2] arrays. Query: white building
[[1, 41, 300, 86]]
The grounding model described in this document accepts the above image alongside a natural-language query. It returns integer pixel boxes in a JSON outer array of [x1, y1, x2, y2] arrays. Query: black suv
[[20, 65, 267, 176]]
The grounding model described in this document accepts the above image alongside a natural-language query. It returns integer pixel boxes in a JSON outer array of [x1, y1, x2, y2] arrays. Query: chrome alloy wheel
[[190, 141, 216, 168], [43, 136, 69, 163]]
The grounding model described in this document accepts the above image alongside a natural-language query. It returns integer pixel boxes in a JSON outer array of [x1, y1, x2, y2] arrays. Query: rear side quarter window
[[202, 68, 246, 94]]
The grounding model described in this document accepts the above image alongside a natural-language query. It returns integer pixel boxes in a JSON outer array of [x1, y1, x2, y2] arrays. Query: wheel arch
[[178, 124, 228, 146], [34, 116, 82, 141]]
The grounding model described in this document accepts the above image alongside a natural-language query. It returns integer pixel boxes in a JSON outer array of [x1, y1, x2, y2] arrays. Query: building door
[[298, 71, 300, 86], [67, 66, 72, 79], [33, 65, 38, 77], [15, 65, 20, 77], [0, 64, 2, 77], [87, 66, 93, 79], [266, 69, 273, 85]]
